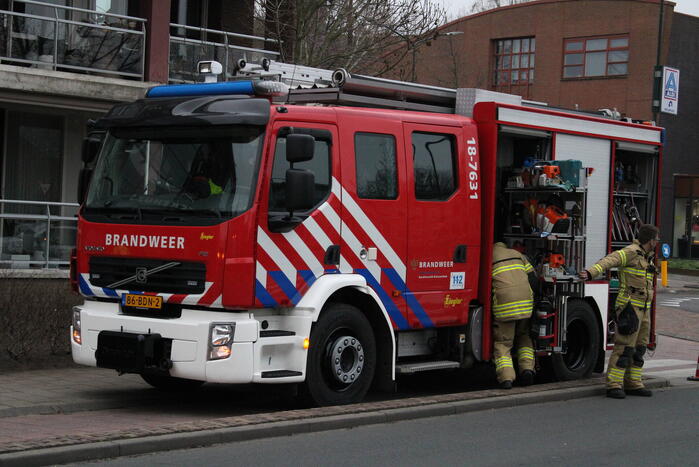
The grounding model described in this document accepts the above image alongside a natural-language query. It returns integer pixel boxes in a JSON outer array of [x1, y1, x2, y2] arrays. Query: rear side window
[[412, 132, 457, 201], [355, 132, 398, 199], [269, 135, 331, 212]]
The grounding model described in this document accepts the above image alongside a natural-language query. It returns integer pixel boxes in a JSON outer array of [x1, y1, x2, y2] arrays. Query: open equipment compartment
[[606, 141, 660, 345], [494, 125, 588, 354], [611, 142, 659, 249]]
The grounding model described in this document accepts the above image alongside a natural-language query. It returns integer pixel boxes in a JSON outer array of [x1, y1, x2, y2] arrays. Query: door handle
[[324, 245, 340, 265], [453, 245, 467, 263]]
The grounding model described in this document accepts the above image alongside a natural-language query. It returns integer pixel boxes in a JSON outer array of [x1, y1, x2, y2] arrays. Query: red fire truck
[[70, 61, 662, 405]]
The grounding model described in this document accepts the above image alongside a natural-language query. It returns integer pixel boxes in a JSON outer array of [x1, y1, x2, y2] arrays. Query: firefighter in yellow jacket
[[579, 224, 659, 399], [491, 242, 537, 389]]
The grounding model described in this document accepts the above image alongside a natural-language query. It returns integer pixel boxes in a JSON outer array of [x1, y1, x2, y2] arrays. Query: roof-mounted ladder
[[234, 59, 520, 115]]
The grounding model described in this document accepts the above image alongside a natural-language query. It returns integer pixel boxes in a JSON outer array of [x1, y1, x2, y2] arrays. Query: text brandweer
[[105, 234, 185, 249]]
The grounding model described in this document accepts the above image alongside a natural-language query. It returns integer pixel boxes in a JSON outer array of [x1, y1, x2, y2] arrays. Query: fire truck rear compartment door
[[554, 133, 611, 266]]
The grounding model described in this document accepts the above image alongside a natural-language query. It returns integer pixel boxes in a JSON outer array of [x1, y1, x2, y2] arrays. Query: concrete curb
[[0, 377, 671, 467]]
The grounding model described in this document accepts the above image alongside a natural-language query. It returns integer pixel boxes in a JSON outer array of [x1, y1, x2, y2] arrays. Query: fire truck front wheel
[[550, 300, 600, 381], [302, 303, 377, 406], [140, 373, 205, 392]]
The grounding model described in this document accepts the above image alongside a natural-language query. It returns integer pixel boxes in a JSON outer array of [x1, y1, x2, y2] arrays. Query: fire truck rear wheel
[[550, 300, 600, 381], [140, 373, 204, 392], [302, 303, 376, 406]]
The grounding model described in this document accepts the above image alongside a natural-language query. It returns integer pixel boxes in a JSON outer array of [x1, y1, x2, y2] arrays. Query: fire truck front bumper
[[70, 300, 261, 384]]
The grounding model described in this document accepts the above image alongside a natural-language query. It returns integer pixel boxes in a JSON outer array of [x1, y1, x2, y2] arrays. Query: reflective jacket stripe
[[492, 264, 528, 276], [493, 298, 533, 311]]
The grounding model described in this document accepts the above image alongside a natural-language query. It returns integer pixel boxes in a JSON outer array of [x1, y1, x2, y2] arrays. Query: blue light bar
[[146, 81, 255, 98]]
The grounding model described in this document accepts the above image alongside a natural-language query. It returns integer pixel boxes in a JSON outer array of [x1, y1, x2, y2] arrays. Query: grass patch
[[668, 258, 699, 270]]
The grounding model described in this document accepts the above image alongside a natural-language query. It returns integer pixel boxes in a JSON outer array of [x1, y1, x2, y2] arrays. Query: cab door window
[[412, 132, 457, 201], [268, 130, 331, 213], [355, 132, 398, 200]]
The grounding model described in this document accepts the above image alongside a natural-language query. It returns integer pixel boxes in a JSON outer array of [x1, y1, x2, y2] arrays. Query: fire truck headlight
[[208, 323, 235, 360], [72, 307, 82, 345]]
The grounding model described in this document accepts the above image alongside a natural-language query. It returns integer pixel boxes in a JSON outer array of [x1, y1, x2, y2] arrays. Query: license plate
[[123, 294, 163, 310]]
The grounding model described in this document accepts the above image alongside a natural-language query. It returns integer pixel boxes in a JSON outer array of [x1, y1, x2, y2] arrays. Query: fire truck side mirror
[[77, 168, 93, 205], [286, 134, 315, 163], [285, 169, 315, 213], [82, 135, 102, 164]]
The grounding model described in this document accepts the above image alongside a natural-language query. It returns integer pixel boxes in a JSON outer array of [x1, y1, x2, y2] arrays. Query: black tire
[[550, 300, 600, 381], [302, 303, 376, 406], [140, 373, 204, 392]]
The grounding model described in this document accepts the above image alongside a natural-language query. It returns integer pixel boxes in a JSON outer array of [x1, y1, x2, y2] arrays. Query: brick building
[[410, 0, 699, 258]]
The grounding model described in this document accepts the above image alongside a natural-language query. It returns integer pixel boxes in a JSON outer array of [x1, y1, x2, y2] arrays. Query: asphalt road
[[657, 293, 699, 313], [73, 386, 699, 467]]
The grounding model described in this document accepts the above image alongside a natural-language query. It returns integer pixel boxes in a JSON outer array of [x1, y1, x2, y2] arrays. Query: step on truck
[[70, 60, 662, 405]]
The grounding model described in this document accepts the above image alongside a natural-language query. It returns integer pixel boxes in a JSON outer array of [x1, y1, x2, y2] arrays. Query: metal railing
[[169, 23, 279, 83], [0, 0, 146, 79], [0, 199, 79, 269]]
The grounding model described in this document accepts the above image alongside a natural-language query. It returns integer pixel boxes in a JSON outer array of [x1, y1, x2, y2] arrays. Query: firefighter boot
[[519, 370, 535, 386], [626, 388, 652, 397], [606, 388, 626, 399]]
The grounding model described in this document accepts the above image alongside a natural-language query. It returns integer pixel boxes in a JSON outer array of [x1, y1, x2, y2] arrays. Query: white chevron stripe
[[257, 226, 296, 283], [81, 273, 102, 296], [283, 226, 325, 277], [182, 281, 213, 305], [331, 177, 342, 198], [256, 261, 267, 288], [303, 207, 352, 273], [338, 180, 406, 280], [341, 220, 382, 281], [211, 295, 223, 307]]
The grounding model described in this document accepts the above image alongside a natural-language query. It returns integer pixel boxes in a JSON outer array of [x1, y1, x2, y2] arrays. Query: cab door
[[253, 122, 341, 307], [337, 112, 410, 330], [404, 122, 480, 327]]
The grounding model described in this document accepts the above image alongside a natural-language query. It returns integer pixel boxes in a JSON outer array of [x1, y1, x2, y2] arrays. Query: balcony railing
[[0, 199, 79, 269], [0, 0, 145, 79], [169, 24, 279, 83]]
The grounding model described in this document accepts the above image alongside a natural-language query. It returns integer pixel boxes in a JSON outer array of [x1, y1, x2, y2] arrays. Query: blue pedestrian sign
[[661, 67, 679, 115], [662, 243, 671, 259]]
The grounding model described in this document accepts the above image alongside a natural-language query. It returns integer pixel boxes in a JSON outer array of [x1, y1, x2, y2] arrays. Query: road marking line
[[643, 359, 694, 368]]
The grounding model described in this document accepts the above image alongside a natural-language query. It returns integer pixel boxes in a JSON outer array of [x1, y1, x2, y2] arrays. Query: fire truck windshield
[[84, 126, 264, 223]]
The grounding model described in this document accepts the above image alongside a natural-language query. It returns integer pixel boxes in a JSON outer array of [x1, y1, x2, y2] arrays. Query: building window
[[563, 35, 629, 78], [493, 37, 535, 94]]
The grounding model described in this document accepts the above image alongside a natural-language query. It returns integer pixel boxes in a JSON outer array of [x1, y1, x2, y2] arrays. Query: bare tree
[[257, 0, 447, 76], [469, 0, 535, 14]]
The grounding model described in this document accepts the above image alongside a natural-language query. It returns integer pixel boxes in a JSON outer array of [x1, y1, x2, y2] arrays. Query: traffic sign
[[661, 67, 679, 115], [662, 243, 671, 259]]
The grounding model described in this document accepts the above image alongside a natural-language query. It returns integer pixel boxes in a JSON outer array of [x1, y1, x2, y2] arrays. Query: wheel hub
[[329, 335, 364, 384]]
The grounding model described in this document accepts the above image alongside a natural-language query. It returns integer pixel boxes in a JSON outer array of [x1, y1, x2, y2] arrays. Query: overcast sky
[[439, 0, 699, 21]]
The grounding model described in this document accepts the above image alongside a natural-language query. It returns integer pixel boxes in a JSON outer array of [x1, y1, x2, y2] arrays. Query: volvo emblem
[[135, 267, 148, 284], [106, 261, 180, 289]]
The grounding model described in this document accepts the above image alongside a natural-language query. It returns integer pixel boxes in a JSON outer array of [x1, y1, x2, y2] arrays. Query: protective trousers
[[493, 318, 535, 383], [606, 304, 651, 390]]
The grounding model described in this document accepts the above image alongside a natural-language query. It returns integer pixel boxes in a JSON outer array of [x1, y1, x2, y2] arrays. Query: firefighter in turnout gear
[[579, 224, 659, 399], [491, 242, 537, 389]]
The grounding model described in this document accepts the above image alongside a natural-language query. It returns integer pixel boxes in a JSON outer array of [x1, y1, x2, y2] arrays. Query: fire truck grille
[[89, 257, 206, 294]]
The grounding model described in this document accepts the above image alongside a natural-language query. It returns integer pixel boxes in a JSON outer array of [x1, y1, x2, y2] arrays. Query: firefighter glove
[[633, 345, 646, 367], [616, 346, 635, 369]]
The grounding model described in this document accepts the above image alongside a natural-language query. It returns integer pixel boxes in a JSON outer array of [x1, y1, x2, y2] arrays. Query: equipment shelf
[[504, 233, 585, 241]]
